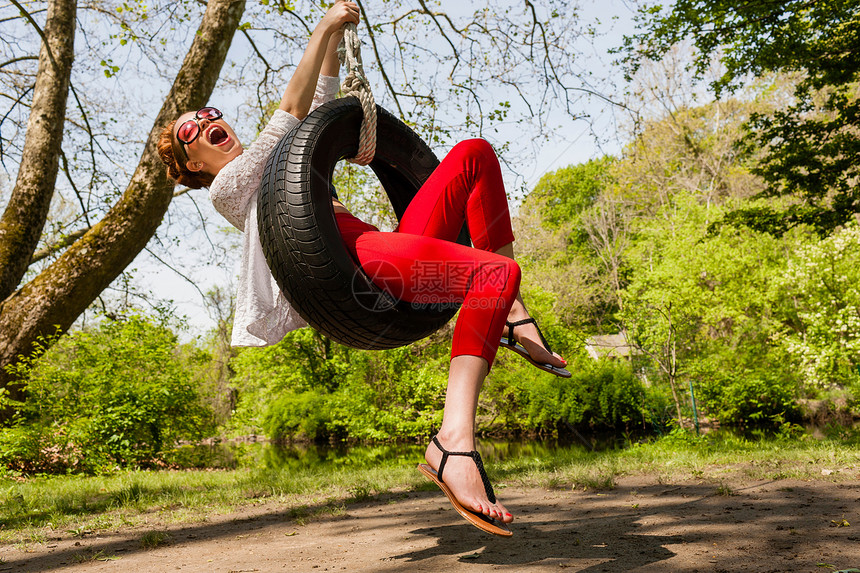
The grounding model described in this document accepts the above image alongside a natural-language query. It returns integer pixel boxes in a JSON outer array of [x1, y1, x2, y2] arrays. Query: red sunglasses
[[176, 107, 222, 145]]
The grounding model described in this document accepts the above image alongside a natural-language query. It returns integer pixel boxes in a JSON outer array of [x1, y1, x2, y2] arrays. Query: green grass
[[2, 431, 859, 544], [139, 530, 171, 549]]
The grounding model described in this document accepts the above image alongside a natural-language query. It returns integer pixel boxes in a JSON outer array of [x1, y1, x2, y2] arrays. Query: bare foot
[[504, 317, 567, 369], [424, 436, 513, 523]]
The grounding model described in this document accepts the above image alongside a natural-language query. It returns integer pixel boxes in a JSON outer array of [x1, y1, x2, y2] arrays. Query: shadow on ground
[[3, 479, 859, 572]]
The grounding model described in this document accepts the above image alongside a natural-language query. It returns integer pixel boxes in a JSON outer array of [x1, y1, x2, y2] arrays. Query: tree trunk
[[0, 0, 247, 397], [0, 0, 76, 302]]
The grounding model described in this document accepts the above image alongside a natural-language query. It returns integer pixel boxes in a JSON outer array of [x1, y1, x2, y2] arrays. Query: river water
[[169, 437, 608, 471]]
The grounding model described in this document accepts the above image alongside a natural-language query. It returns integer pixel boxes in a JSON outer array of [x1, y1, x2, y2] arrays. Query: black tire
[[258, 97, 471, 349]]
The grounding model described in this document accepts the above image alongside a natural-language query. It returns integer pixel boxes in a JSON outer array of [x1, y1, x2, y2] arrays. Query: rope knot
[[338, 22, 377, 165]]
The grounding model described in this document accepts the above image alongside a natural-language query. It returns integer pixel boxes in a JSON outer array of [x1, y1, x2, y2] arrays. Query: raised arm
[[280, 1, 359, 119], [321, 18, 344, 78]]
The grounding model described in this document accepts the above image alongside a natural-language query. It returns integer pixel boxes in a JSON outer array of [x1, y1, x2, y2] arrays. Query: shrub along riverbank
[[2, 304, 850, 477]]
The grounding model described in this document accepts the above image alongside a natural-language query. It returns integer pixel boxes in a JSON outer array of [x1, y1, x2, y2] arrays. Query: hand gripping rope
[[338, 21, 377, 165]]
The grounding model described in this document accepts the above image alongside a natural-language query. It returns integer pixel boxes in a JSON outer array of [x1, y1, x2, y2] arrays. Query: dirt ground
[[3, 475, 860, 573]]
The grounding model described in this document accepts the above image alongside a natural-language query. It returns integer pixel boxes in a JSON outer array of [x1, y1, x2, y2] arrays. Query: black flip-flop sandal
[[501, 318, 572, 378], [417, 436, 512, 537]]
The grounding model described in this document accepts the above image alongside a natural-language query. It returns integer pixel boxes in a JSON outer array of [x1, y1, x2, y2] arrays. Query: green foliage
[[771, 222, 860, 388], [516, 96, 827, 431], [516, 162, 620, 329], [497, 358, 648, 432], [229, 328, 448, 442], [604, 92, 856, 428], [614, 97, 767, 210], [0, 316, 214, 475], [230, 285, 621, 443], [694, 363, 801, 427], [625, 1, 858, 94], [530, 157, 613, 230], [659, 426, 708, 448], [619, 191, 809, 427], [230, 290, 645, 441], [626, 0, 860, 236], [263, 391, 329, 442]]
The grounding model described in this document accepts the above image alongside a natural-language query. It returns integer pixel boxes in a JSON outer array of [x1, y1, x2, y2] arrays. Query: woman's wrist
[[320, 27, 343, 77], [316, 1, 358, 38], [315, 14, 344, 38]]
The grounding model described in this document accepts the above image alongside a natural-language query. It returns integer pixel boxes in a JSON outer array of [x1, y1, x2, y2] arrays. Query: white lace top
[[209, 75, 340, 347]]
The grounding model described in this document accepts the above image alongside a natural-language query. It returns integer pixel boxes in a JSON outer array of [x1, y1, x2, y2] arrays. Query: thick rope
[[338, 22, 377, 165]]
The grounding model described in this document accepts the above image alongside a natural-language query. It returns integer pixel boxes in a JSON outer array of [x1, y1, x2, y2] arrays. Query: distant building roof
[[584, 332, 638, 360]]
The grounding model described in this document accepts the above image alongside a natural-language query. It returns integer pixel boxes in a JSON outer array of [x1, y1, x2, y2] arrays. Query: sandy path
[[3, 477, 859, 572]]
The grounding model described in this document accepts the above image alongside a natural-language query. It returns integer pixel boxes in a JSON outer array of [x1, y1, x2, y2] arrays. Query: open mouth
[[206, 124, 229, 146]]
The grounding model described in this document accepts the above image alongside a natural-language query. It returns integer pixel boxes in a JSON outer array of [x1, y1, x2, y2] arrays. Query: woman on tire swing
[[158, 0, 568, 536]]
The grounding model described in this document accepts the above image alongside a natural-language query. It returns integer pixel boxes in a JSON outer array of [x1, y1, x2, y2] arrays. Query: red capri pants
[[336, 139, 520, 367]]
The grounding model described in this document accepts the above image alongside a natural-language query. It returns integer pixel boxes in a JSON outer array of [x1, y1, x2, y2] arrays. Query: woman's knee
[[477, 257, 520, 301], [504, 259, 522, 297], [450, 138, 496, 164]]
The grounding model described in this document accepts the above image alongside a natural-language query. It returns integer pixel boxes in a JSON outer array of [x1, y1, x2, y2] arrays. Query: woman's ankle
[[433, 428, 475, 451], [505, 296, 530, 324]]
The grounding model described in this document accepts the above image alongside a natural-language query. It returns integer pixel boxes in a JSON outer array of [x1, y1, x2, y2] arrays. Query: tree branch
[[29, 227, 90, 264], [0, 85, 33, 169], [240, 27, 275, 120], [277, 0, 312, 35], [8, 0, 58, 71], [144, 246, 207, 300], [59, 149, 92, 228], [0, 56, 38, 70], [0, 7, 46, 25], [356, 0, 404, 118], [415, 0, 460, 61]]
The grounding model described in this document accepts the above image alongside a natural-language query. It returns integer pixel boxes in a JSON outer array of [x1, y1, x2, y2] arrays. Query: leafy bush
[[771, 222, 860, 389], [230, 328, 449, 443], [498, 358, 648, 433], [1, 316, 214, 474], [229, 285, 654, 443], [262, 390, 329, 441], [696, 371, 800, 427]]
